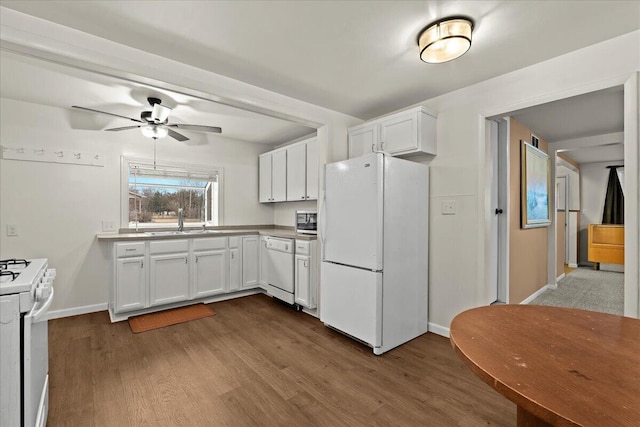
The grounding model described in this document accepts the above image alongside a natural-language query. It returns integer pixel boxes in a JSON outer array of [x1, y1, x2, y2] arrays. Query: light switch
[[6, 225, 18, 236], [102, 221, 117, 232], [442, 200, 456, 215]]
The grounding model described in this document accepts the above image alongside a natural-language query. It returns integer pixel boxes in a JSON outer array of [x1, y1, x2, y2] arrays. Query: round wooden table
[[450, 305, 640, 426]]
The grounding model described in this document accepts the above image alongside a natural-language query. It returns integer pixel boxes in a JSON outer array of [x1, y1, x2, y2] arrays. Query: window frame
[[120, 156, 224, 230]]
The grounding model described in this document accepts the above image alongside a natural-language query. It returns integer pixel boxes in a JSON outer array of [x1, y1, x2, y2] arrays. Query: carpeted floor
[[530, 267, 624, 315]]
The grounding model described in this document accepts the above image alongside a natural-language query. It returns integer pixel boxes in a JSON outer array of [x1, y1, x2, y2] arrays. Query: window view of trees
[[128, 175, 215, 226]]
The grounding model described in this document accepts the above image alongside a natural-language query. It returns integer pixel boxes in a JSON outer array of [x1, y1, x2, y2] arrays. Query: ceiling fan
[[72, 97, 222, 141]]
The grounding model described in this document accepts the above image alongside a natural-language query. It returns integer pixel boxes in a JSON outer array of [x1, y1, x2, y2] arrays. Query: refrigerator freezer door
[[320, 262, 382, 347], [323, 153, 384, 271]]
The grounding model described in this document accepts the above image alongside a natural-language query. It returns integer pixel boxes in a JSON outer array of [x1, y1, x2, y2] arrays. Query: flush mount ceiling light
[[418, 17, 474, 64]]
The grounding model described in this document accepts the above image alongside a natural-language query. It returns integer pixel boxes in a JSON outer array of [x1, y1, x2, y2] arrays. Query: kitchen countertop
[[96, 227, 317, 241]]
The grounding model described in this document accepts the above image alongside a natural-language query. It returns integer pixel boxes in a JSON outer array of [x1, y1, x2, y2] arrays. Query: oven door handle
[[28, 286, 55, 323]]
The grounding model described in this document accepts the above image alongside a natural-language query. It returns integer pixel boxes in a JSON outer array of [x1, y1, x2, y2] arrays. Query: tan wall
[[509, 118, 549, 303], [557, 211, 566, 277]]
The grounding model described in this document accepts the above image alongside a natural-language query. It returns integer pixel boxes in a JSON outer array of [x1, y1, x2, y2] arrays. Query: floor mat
[[128, 303, 215, 333]]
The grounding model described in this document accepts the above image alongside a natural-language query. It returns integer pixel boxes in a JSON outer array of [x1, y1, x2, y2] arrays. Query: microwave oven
[[295, 211, 317, 234]]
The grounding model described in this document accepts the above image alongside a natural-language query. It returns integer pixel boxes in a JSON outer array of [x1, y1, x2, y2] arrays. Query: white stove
[[0, 258, 55, 427]]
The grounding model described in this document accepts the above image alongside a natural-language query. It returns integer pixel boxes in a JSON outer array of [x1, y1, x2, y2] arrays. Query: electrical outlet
[[442, 200, 456, 215], [102, 221, 117, 232], [6, 224, 18, 236]]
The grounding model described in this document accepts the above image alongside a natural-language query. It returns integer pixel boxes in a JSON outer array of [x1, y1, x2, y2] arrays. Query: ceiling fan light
[[141, 125, 169, 139], [419, 17, 473, 64]]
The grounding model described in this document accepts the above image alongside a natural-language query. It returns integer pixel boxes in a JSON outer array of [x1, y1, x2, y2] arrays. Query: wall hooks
[[0, 145, 104, 167]]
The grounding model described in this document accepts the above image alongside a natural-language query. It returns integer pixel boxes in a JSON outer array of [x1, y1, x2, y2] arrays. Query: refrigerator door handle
[[320, 190, 327, 248]]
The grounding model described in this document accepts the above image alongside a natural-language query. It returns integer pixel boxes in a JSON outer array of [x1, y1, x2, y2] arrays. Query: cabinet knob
[[301, 196, 305, 199], [140, 260, 144, 268], [185, 257, 188, 264]]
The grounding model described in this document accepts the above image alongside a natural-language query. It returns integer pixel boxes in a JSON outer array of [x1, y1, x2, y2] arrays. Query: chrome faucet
[[178, 208, 185, 231]]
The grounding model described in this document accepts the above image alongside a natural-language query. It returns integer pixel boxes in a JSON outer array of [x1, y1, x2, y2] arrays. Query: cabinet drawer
[[116, 242, 145, 257], [295, 240, 310, 255], [228, 236, 240, 248], [149, 239, 189, 254], [193, 237, 227, 251]]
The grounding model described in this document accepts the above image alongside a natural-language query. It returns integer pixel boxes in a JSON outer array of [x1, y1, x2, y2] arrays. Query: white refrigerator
[[320, 152, 429, 355]]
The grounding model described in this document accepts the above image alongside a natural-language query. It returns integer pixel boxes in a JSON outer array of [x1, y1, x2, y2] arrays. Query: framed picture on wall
[[521, 140, 551, 228]]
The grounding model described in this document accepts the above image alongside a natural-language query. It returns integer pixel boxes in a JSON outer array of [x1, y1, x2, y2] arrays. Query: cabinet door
[[348, 124, 378, 159], [228, 248, 241, 292], [193, 250, 226, 298], [380, 112, 418, 154], [305, 138, 318, 200], [242, 236, 259, 288], [259, 236, 269, 286], [259, 154, 272, 203], [294, 255, 311, 308], [115, 256, 146, 312], [149, 253, 189, 306], [286, 143, 307, 201], [271, 149, 287, 202]]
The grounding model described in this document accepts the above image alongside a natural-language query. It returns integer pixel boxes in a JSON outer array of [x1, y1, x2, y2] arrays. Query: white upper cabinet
[[259, 154, 272, 203], [348, 106, 436, 158], [260, 135, 318, 203], [287, 142, 307, 201], [259, 149, 287, 202], [305, 138, 319, 200], [271, 150, 287, 202], [348, 124, 378, 159], [286, 137, 318, 201]]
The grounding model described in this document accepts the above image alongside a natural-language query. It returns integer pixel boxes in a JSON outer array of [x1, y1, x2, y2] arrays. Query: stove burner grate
[[0, 258, 30, 268], [0, 270, 19, 281]]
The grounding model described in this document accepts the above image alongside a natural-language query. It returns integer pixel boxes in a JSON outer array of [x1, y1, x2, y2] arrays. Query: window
[[122, 158, 222, 228]]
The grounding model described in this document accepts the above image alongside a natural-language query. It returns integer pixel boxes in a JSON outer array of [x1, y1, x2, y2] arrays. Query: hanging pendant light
[[418, 17, 474, 64]]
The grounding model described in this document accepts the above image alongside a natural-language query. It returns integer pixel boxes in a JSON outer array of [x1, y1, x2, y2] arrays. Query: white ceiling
[[0, 50, 315, 145], [1, 0, 640, 119], [509, 87, 624, 165], [2, 1, 639, 120]]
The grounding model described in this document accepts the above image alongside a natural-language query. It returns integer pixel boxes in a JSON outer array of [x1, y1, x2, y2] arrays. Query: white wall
[[411, 31, 639, 333], [0, 10, 360, 315], [579, 161, 624, 265], [0, 98, 276, 311]]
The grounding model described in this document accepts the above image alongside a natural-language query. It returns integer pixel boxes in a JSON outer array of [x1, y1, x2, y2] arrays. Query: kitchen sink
[[145, 230, 222, 237], [144, 231, 185, 236]]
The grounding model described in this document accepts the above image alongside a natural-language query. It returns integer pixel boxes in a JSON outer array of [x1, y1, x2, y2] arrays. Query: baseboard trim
[[46, 303, 108, 320], [520, 284, 555, 305], [568, 263, 578, 268], [428, 322, 450, 338], [555, 273, 566, 283]]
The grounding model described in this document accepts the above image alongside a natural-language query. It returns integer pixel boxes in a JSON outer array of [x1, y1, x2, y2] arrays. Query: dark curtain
[[602, 167, 624, 224]]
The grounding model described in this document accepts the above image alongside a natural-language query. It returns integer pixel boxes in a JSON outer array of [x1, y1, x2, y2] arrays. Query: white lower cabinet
[[192, 237, 227, 298], [228, 236, 241, 292], [294, 240, 318, 309], [259, 236, 269, 287], [242, 236, 259, 288], [115, 256, 146, 312], [149, 252, 190, 306], [192, 250, 226, 298]]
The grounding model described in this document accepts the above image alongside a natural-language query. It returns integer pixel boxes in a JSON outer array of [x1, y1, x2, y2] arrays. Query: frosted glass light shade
[[419, 18, 473, 64], [141, 125, 169, 139]]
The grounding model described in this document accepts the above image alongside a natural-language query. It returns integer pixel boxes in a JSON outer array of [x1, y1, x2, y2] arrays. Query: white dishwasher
[[264, 237, 295, 304]]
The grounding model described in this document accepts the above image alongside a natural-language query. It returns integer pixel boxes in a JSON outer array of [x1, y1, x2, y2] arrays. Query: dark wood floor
[[48, 294, 515, 426]]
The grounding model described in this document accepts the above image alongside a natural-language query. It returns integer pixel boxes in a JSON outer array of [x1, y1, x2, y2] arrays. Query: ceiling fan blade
[[167, 124, 222, 133], [167, 129, 189, 142], [105, 125, 142, 132], [151, 103, 171, 123], [72, 106, 144, 123]]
